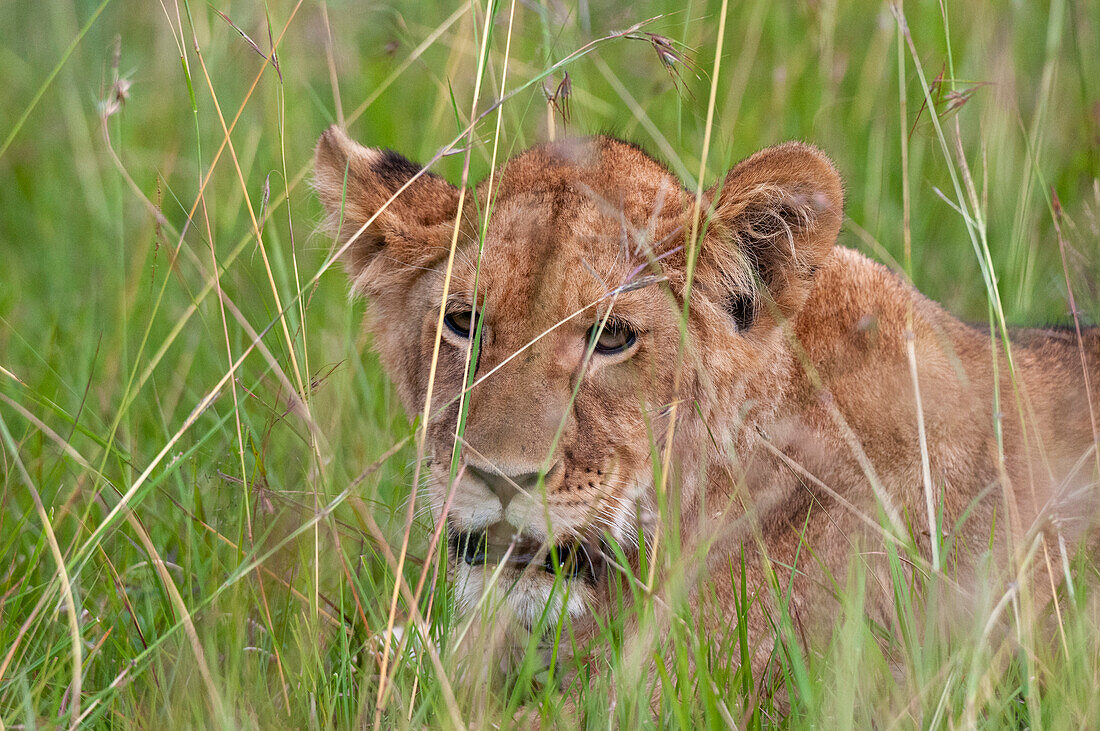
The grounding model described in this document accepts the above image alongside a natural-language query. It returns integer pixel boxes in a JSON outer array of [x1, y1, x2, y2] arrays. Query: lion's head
[[314, 128, 842, 630]]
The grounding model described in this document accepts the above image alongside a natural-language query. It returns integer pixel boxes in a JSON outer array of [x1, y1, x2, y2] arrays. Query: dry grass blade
[[905, 330, 941, 570], [169, 0, 305, 285], [191, 47, 310, 418], [403, 6, 520, 699], [118, 508, 227, 721], [908, 64, 991, 141], [0, 416, 83, 730], [371, 2, 501, 722], [651, 0, 729, 591], [624, 31, 703, 98], [188, 35, 333, 653], [211, 6, 265, 57], [544, 70, 572, 133], [210, 6, 281, 79], [65, 1, 311, 613], [0, 393, 227, 723]]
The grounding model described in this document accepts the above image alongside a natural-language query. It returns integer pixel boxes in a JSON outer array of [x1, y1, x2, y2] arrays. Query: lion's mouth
[[448, 527, 602, 584]]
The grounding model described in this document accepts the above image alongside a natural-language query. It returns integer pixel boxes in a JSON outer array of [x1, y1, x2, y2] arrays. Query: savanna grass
[[1, 0, 1099, 727]]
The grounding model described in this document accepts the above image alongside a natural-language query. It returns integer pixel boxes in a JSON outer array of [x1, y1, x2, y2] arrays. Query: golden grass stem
[[0, 416, 83, 730], [191, 49, 309, 417], [372, 1, 499, 723], [651, 0, 730, 592], [906, 334, 941, 571], [401, 8, 521, 711]]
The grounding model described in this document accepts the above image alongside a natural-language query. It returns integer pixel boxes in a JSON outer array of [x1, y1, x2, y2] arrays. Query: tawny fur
[[314, 126, 1100, 689]]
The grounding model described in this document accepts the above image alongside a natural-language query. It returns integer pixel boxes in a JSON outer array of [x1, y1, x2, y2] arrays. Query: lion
[[313, 126, 1100, 698]]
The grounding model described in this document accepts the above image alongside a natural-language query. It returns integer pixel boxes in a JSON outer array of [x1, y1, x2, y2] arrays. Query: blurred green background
[[1, 0, 1098, 726]]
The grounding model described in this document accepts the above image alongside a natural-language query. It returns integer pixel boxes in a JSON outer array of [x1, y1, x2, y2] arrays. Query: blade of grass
[[0, 0, 111, 162], [650, 0, 730, 592], [0, 415, 82, 730]]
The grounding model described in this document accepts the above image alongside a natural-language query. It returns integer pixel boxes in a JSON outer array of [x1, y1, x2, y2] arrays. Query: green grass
[[2, 0, 1099, 727]]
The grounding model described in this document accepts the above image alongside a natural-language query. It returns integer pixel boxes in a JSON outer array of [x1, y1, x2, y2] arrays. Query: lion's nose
[[466, 463, 557, 511]]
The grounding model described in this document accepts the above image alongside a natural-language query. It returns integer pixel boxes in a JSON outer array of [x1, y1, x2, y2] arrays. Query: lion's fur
[[315, 126, 1100, 679]]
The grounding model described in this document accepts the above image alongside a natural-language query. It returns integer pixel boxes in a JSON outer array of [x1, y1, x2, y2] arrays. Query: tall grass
[[1, 0, 1098, 727]]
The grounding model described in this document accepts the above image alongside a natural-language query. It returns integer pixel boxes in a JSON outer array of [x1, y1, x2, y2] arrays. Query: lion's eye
[[444, 309, 475, 338], [590, 320, 637, 355]]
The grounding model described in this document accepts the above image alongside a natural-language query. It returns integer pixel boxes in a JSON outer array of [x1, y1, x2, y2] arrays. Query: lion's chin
[[450, 559, 595, 634], [444, 523, 611, 636]]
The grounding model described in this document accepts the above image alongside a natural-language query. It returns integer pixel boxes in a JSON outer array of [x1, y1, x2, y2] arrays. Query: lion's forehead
[[462, 203, 675, 312], [488, 138, 687, 228], [492, 136, 681, 201], [449, 213, 616, 315]]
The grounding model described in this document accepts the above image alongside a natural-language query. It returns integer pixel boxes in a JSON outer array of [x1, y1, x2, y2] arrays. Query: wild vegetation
[[1, 0, 1099, 727]]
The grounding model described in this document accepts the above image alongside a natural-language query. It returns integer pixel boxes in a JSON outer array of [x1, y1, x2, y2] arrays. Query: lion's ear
[[313, 125, 460, 293], [702, 142, 843, 330]]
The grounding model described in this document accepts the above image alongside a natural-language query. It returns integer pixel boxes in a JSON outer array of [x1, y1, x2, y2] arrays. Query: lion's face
[[315, 130, 842, 629], [416, 179, 685, 625]]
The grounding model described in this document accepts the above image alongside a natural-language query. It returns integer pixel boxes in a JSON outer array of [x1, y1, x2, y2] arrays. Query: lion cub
[[315, 126, 1099, 685]]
